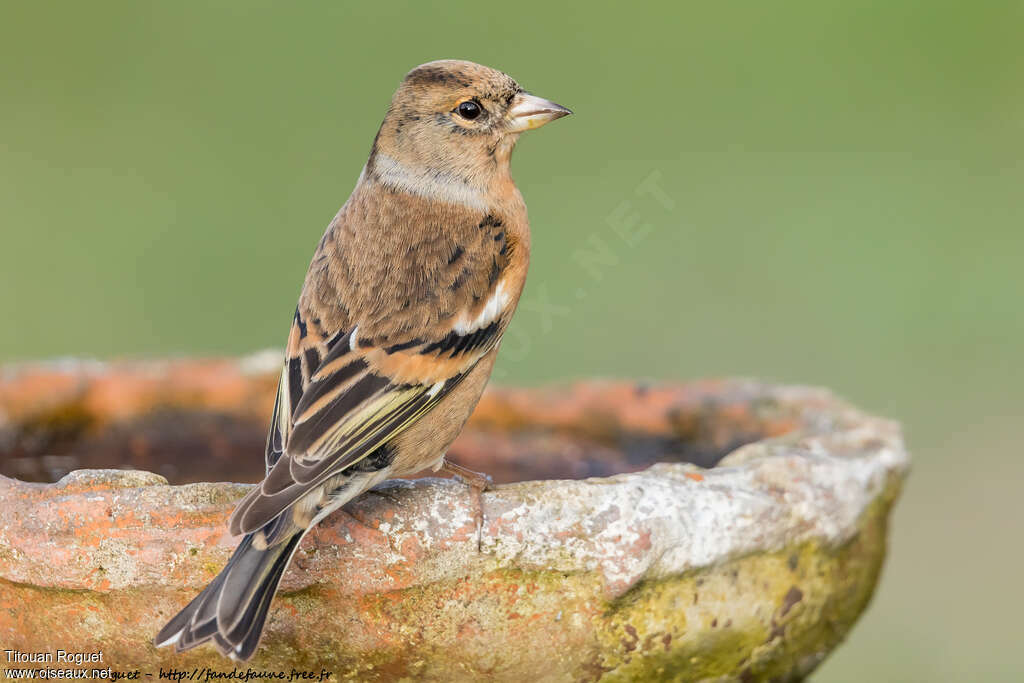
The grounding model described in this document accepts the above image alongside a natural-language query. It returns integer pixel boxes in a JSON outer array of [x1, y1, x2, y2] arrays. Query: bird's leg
[[364, 486, 402, 505], [441, 459, 493, 552]]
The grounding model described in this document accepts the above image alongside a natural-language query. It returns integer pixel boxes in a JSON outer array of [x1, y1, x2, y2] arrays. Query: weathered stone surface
[[0, 355, 908, 681]]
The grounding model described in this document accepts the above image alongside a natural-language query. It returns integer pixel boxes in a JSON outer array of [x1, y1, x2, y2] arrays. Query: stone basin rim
[[0, 360, 903, 484], [0, 373, 910, 680], [0, 373, 910, 596], [0, 387, 909, 598], [5, 375, 909, 509]]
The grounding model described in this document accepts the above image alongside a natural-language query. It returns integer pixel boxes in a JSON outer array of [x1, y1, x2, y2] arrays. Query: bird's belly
[[389, 347, 498, 476]]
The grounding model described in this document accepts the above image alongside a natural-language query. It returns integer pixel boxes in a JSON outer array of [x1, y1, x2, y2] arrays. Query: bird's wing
[[235, 178, 517, 540], [231, 303, 504, 538]]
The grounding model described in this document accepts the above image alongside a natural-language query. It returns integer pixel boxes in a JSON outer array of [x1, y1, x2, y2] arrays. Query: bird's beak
[[507, 92, 573, 132]]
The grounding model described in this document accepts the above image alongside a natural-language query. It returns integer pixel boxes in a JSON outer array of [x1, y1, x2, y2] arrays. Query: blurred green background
[[2, 1, 1021, 679]]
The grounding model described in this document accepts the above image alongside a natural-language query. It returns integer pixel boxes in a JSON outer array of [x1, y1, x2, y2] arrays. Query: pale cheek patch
[[454, 280, 510, 334]]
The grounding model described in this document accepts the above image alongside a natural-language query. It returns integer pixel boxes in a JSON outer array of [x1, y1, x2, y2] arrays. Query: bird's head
[[367, 60, 571, 197]]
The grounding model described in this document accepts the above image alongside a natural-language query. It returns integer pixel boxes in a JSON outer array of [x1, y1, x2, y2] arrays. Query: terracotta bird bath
[[0, 353, 908, 681]]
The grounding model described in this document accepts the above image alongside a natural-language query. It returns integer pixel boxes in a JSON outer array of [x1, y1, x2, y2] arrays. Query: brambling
[[155, 60, 571, 660]]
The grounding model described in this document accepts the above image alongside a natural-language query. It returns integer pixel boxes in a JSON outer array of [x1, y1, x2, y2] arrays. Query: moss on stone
[[593, 474, 902, 681], [0, 375, 908, 681]]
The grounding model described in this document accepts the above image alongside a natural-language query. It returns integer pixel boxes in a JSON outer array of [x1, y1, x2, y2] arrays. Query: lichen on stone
[[0, 367, 909, 681]]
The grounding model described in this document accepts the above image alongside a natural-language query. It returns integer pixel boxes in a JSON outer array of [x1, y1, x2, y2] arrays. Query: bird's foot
[[441, 459, 492, 552], [364, 486, 402, 506]]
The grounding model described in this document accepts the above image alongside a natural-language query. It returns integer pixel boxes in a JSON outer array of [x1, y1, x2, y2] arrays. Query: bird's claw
[[442, 460, 492, 552]]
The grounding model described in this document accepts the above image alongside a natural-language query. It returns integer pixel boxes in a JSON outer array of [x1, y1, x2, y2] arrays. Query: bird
[[154, 59, 571, 660]]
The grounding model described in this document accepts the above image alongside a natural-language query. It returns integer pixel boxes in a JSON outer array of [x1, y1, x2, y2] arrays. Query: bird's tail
[[154, 529, 304, 661]]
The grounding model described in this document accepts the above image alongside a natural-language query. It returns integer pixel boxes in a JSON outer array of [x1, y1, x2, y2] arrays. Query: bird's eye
[[456, 100, 482, 120]]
